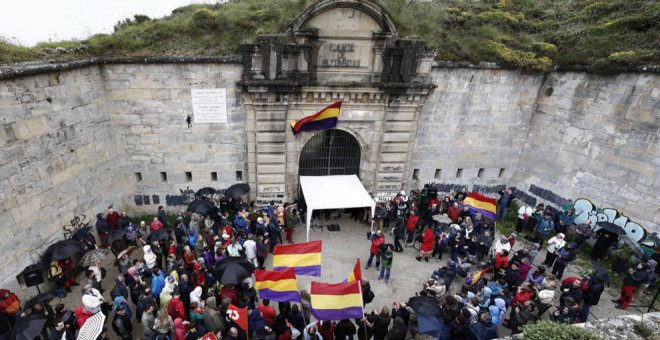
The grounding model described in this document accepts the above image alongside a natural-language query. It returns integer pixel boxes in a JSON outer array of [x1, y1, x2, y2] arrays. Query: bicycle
[[62, 214, 90, 239]]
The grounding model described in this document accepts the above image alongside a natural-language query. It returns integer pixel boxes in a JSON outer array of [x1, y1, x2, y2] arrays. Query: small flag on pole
[[226, 304, 248, 332], [290, 101, 341, 135]]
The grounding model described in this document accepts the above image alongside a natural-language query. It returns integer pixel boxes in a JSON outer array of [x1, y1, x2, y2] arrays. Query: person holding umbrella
[[591, 223, 622, 260]]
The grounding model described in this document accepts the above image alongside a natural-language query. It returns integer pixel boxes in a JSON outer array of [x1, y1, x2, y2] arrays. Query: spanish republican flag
[[290, 101, 341, 135], [346, 258, 362, 283], [273, 240, 322, 276], [310, 281, 364, 320], [254, 268, 301, 303], [463, 192, 497, 221]]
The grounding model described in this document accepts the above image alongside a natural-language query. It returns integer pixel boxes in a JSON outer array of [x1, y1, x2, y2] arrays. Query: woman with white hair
[[190, 286, 204, 309], [143, 245, 157, 270], [82, 284, 104, 314]]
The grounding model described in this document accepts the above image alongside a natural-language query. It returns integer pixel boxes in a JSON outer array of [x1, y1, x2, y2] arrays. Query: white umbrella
[[77, 311, 105, 340]]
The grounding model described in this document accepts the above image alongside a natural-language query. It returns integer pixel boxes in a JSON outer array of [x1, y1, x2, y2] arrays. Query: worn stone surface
[[511, 72, 659, 235], [0, 67, 129, 292]]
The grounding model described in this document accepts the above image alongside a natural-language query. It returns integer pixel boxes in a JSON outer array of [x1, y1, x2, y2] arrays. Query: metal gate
[[299, 129, 361, 177]]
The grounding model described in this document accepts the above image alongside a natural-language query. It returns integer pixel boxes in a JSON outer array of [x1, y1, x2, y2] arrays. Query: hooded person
[[82, 284, 104, 314], [190, 286, 204, 308], [143, 245, 157, 270], [385, 316, 407, 340], [173, 317, 188, 340], [478, 287, 493, 309], [203, 296, 225, 334], [490, 298, 506, 326], [193, 262, 207, 288], [160, 282, 174, 311], [113, 295, 132, 319]]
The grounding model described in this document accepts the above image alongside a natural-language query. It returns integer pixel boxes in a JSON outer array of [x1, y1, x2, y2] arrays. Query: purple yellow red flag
[[290, 101, 341, 135], [310, 280, 364, 320], [254, 268, 301, 302], [273, 240, 322, 276], [463, 192, 497, 221]]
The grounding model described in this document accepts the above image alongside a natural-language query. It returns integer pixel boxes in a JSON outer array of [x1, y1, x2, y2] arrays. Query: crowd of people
[[1, 185, 658, 340]]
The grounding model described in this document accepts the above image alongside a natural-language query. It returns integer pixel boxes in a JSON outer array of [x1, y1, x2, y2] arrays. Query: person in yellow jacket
[[49, 260, 66, 298]]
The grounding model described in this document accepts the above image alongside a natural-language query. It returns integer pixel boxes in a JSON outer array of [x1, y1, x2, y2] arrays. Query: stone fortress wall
[[0, 60, 658, 291]]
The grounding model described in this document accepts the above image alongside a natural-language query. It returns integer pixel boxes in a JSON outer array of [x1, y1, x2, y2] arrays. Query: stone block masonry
[[0, 59, 658, 292], [103, 63, 247, 214], [0, 67, 130, 292]]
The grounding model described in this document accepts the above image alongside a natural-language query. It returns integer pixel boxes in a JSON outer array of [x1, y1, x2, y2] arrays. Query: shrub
[[193, 8, 219, 29], [608, 51, 637, 64], [487, 41, 552, 72], [522, 321, 602, 340], [475, 11, 521, 28], [532, 42, 558, 56]]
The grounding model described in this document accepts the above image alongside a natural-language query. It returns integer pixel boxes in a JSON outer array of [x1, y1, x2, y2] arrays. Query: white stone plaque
[[191, 89, 227, 124]]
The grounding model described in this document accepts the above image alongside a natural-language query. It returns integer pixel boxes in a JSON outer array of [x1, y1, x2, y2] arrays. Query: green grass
[[1, 0, 657, 71]]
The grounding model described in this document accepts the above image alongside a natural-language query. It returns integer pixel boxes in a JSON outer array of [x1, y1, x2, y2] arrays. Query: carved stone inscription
[[320, 43, 361, 68]]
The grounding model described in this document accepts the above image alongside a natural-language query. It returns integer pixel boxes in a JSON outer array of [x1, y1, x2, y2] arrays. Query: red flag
[[347, 258, 362, 283], [201, 332, 218, 340], [227, 303, 248, 332]]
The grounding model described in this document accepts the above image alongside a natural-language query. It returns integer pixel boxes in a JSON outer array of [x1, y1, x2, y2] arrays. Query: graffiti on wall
[[529, 184, 571, 207], [572, 198, 647, 243], [165, 187, 195, 207]]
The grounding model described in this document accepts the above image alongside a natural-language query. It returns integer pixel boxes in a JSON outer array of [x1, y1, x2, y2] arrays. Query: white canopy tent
[[299, 175, 376, 241]]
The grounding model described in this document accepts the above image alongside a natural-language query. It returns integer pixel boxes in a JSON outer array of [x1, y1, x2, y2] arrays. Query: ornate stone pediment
[[239, 0, 435, 94]]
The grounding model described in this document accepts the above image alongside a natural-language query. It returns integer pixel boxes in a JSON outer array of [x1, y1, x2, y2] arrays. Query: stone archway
[[298, 128, 361, 177]]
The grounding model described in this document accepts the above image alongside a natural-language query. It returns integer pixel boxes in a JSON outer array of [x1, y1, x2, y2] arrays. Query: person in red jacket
[[447, 203, 461, 223], [59, 257, 76, 291], [512, 282, 535, 306], [167, 289, 186, 321], [106, 208, 120, 230], [74, 305, 93, 328], [258, 299, 277, 327], [406, 211, 420, 244], [365, 230, 385, 270], [417, 228, 435, 262]]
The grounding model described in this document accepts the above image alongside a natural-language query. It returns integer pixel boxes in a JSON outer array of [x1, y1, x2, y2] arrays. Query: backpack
[[0, 289, 20, 316]]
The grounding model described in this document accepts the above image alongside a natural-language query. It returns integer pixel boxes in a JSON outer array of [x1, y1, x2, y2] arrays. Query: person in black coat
[[449, 309, 470, 339], [393, 216, 405, 252], [334, 319, 357, 339], [591, 229, 619, 260], [112, 305, 133, 340], [580, 273, 605, 322]]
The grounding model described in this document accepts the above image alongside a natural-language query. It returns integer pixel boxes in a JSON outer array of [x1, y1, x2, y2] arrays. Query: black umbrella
[[224, 183, 250, 199], [187, 199, 214, 215], [23, 292, 54, 310], [215, 258, 254, 285], [596, 221, 626, 235], [407, 296, 442, 317], [40, 240, 85, 268], [147, 229, 171, 243], [11, 313, 47, 340], [195, 187, 217, 198], [72, 226, 92, 241], [106, 229, 125, 244]]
